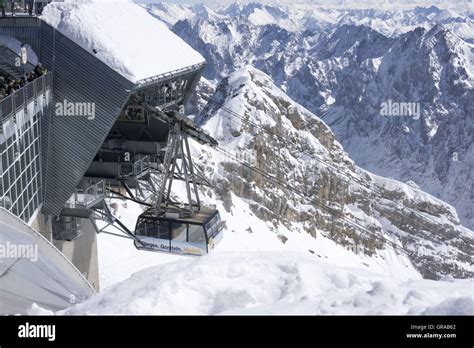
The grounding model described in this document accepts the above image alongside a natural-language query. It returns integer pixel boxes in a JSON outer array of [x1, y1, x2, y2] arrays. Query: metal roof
[[0, 207, 95, 314]]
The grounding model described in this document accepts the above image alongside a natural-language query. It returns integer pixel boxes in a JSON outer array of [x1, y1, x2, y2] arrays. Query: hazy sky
[[137, 0, 472, 4], [136, 0, 473, 9]]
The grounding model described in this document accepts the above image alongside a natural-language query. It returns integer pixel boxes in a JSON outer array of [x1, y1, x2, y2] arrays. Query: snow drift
[[59, 252, 473, 315]]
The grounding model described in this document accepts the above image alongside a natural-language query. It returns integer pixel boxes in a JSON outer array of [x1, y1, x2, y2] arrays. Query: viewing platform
[[0, 0, 53, 17], [0, 72, 52, 139]]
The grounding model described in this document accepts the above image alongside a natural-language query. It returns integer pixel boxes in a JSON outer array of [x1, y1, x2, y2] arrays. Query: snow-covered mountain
[[25, 2, 473, 315], [48, 66, 473, 315], [146, 3, 474, 230], [193, 66, 472, 279], [147, 2, 474, 41]]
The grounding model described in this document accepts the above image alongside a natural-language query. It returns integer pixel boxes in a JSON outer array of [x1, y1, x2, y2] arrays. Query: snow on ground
[[95, 152, 421, 292], [77, 61, 470, 314], [95, 200, 416, 291], [84, 145, 472, 314], [95, 199, 184, 290], [41, 0, 205, 82], [88, 138, 468, 315], [60, 251, 474, 315]]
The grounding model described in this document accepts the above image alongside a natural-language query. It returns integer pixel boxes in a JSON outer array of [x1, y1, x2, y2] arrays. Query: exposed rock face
[[145, 3, 473, 278], [171, 15, 474, 230], [197, 66, 472, 279]]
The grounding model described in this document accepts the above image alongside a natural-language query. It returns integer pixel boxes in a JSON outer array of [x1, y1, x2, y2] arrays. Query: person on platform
[[0, 0, 6, 16]]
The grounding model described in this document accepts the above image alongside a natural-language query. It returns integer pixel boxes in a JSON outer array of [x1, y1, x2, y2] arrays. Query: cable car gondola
[[131, 108, 224, 256], [133, 206, 224, 256]]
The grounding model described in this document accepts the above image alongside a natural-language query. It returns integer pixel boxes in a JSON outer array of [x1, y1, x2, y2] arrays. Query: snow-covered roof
[[41, 0, 205, 83]]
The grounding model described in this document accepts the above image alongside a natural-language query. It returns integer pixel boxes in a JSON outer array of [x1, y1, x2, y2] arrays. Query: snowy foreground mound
[[57, 252, 473, 315]]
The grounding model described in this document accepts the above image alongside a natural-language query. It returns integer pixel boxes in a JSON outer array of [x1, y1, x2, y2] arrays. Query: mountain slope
[[169, 12, 474, 229], [195, 66, 473, 279], [323, 25, 474, 229], [47, 66, 473, 316]]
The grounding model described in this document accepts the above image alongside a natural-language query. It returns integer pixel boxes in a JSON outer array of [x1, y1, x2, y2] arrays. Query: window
[[157, 220, 170, 239], [206, 213, 222, 239], [0, 106, 43, 222], [171, 222, 186, 241], [188, 224, 206, 244]]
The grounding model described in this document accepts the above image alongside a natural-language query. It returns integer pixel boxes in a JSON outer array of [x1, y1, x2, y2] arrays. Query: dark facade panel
[[0, 17, 42, 55], [38, 23, 135, 215]]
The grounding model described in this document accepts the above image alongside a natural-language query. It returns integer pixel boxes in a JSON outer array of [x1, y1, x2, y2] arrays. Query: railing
[[0, 72, 52, 123], [0, 46, 35, 75], [123, 63, 205, 112], [133, 156, 150, 178], [0, 1, 55, 17], [134, 62, 205, 91], [52, 216, 81, 241], [65, 180, 105, 209]]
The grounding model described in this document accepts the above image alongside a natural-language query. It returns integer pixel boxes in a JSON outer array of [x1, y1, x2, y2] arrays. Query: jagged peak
[[425, 23, 460, 42], [330, 23, 387, 39], [192, 3, 223, 19], [202, 65, 342, 159], [413, 5, 442, 17]]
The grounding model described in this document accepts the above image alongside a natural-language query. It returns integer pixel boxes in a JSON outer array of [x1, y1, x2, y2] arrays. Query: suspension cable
[[195, 91, 471, 244]]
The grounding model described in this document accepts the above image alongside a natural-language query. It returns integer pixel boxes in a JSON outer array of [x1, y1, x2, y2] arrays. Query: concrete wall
[[30, 212, 100, 292]]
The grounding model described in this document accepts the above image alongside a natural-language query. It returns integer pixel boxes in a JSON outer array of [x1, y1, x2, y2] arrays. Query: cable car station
[[0, 2, 224, 293]]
